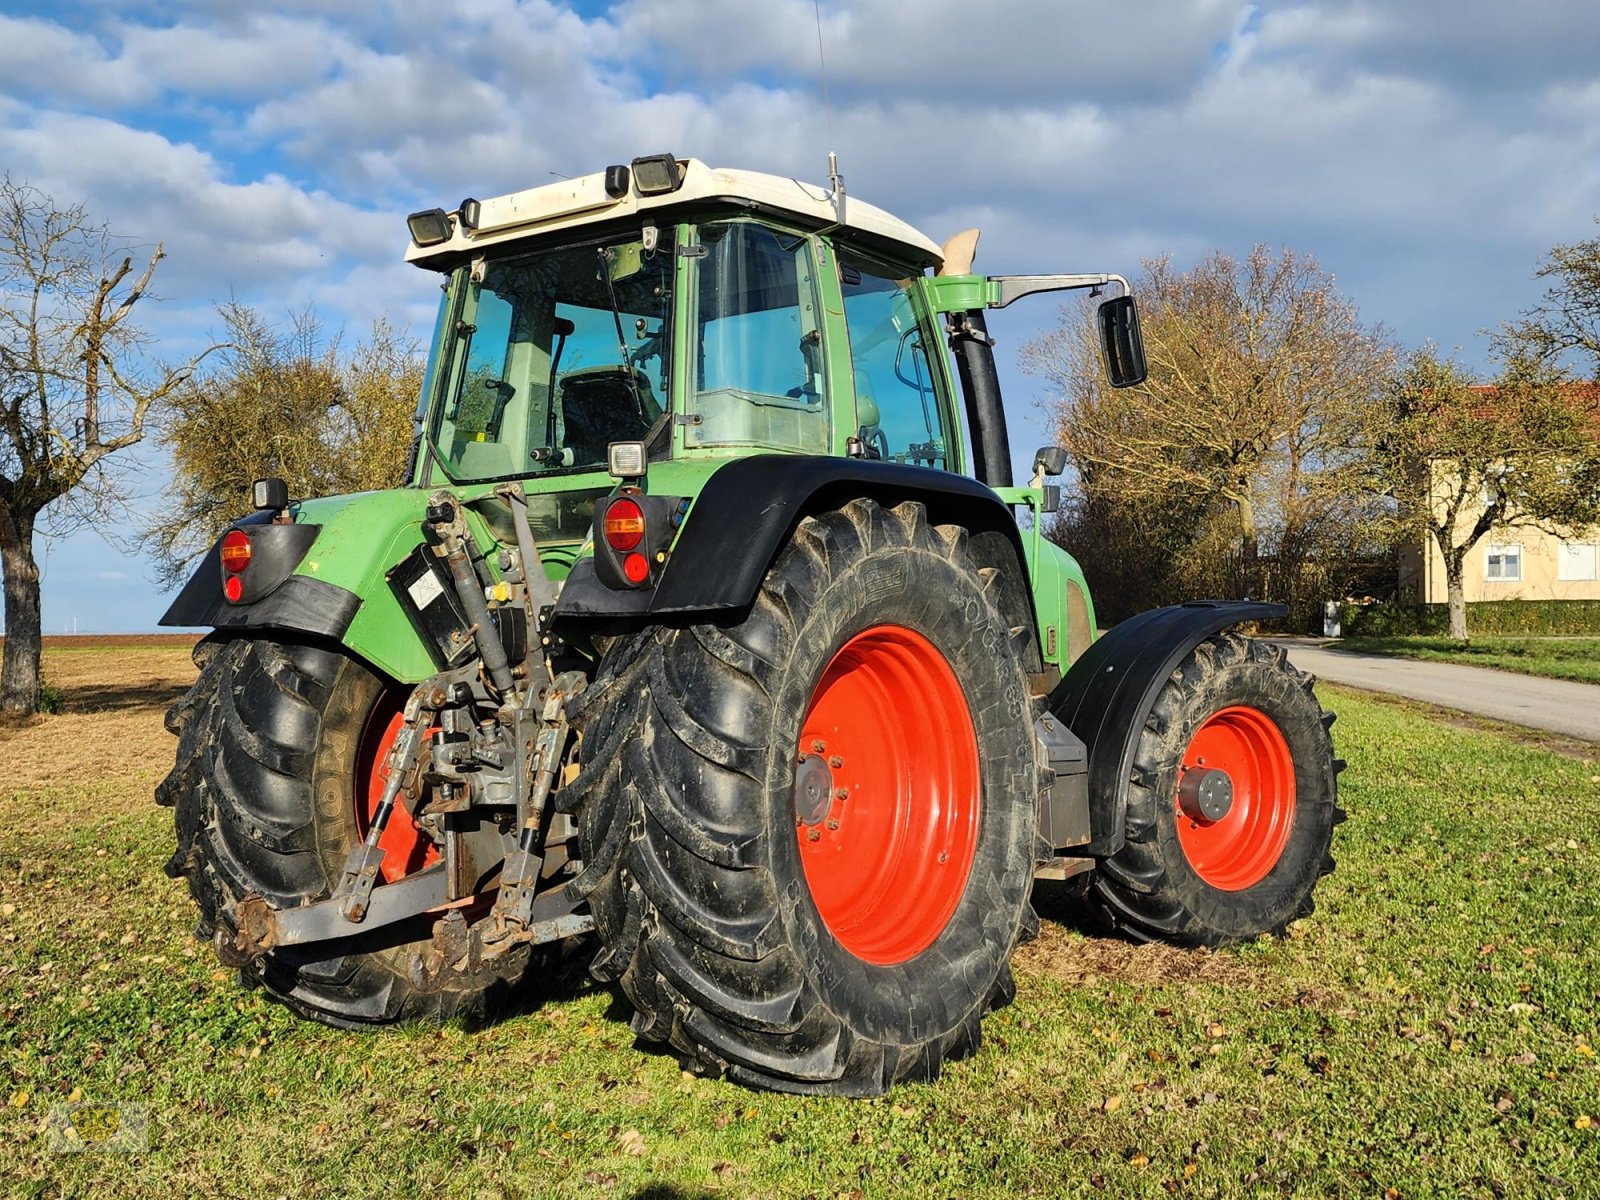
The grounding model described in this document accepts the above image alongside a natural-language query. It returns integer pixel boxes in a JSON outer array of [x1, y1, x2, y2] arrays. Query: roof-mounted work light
[[629, 153, 682, 196], [457, 197, 481, 232], [406, 208, 452, 246]]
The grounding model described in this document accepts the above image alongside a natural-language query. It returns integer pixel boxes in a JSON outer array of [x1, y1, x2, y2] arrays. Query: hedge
[[1338, 599, 1600, 637]]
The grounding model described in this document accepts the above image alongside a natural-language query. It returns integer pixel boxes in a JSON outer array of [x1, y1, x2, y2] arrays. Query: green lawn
[[3, 653, 1598, 1198], [1337, 636, 1600, 684]]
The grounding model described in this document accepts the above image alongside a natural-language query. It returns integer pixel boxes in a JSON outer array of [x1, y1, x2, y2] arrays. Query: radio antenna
[[813, 0, 845, 221]]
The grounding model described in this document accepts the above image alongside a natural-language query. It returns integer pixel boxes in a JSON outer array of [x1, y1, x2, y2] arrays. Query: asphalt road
[[1269, 639, 1600, 744]]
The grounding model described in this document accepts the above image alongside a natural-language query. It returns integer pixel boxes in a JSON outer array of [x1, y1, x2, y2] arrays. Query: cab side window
[[839, 257, 947, 469], [686, 220, 831, 454]]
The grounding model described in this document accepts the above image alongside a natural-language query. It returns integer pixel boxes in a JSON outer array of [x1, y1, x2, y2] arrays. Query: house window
[[1558, 541, 1599, 582], [1485, 543, 1522, 582]]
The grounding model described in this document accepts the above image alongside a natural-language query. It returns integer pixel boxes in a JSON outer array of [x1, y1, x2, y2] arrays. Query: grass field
[[1337, 636, 1600, 685], [3, 645, 1598, 1198]]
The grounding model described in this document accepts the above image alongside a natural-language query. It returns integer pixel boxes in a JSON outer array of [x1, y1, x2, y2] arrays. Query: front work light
[[457, 198, 481, 232], [630, 153, 682, 196], [406, 208, 453, 246]]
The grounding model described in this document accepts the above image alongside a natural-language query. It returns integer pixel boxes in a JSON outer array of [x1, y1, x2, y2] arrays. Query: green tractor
[[158, 155, 1341, 1096]]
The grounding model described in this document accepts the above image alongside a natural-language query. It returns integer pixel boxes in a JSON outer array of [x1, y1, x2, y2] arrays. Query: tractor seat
[[556, 366, 663, 467]]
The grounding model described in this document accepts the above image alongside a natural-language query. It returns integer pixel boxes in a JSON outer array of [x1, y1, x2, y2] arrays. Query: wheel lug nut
[[806, 828, 821, 842], [826, 819, 839, 831], [811, 739, 826, 753], [829, 756, 843, 769], [834, 788, 848, 801]]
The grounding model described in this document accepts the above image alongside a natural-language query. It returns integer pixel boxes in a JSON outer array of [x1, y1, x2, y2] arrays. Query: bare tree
[[145, 303, 423, 586], [1499, 221, 1600, 376], [1372, 347, 1600, 640], [0, 178, 217, 713], [1023, 246, 1393, 619]]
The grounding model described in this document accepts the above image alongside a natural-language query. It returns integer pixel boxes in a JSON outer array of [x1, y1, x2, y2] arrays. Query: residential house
[[1397, 384, 1600, 604]]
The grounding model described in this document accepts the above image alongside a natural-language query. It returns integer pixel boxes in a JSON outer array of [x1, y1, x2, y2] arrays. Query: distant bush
[[1340, 599, 1600, 637], [38, 680, 64, 714]]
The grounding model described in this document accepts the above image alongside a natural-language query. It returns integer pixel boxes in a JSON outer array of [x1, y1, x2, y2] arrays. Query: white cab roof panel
[[404, 158, 943, 269]]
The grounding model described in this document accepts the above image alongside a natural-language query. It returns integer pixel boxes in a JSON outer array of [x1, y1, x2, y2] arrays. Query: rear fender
[[1048, 601, 1287, 856], [554, 454, 1040, 667], [159, 489, 461, 683]]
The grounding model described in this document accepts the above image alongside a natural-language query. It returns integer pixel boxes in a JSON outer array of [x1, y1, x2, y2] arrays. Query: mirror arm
[[986, 274, 1132, 309]]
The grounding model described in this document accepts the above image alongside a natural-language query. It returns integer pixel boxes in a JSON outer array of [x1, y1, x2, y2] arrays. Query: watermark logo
[[45, 1102, 148, 1153]]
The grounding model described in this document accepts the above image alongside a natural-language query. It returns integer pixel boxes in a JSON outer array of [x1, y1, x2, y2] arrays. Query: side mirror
[[1097, 295, 1148, 389], [1032, 446, 1069, 478]]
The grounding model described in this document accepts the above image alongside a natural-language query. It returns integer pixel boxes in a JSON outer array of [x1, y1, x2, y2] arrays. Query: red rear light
[[223, 575, 244, 603], [603, 498, 645, 551], [623, 552, 650, 584], [221, 530, 252, 574]]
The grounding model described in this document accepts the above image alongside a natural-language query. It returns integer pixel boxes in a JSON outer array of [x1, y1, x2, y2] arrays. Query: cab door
[[834, 251, 965, 475]]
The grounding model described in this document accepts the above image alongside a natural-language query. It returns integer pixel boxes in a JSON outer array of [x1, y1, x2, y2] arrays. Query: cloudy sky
[[4, 0, 1598, 632]]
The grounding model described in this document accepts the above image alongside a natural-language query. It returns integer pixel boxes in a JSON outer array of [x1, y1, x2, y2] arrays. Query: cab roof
[[403, 157, 945, 271]]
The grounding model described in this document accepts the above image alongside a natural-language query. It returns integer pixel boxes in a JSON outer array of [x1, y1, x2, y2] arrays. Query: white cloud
[[615, 0, 1245, 104], [0, 14, 148, 107], [115, 15, 355, 99]]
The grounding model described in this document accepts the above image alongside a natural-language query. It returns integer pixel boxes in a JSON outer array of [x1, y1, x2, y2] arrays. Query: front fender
[[1049, 600, 1287, 856]]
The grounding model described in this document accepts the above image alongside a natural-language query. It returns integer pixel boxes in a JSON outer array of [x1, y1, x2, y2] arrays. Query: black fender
[[158, 513, 360, 641], [1048, 600, 1287, 856], [555, 454, 1036, 650]]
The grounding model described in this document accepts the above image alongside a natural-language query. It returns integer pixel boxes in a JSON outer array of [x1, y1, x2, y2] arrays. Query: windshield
[[428, 230, 675, 482]]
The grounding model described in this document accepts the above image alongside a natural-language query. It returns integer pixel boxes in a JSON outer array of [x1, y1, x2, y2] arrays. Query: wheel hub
[[1178, 766, 1234, 824], [1174, 705, 1297, 891], [793, 753, 835, 826], [795, 625, 981, 965]]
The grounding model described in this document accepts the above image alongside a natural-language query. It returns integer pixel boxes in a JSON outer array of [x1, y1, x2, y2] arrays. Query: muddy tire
[[157, 637, 528, 1027], [1088, 633, 1343, 946], [564, 499, 1042, 1096]]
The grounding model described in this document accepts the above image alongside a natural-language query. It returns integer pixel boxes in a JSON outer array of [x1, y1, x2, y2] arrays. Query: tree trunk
[[0, 502, 42, 714], [1443, 550, 1469, 642], [1236, 490, 1260, 598]]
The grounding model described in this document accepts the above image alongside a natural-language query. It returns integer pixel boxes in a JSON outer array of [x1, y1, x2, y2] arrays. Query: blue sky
[[3, 0, 1598, 632]]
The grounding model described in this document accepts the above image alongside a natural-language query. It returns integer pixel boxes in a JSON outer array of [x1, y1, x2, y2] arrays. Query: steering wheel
[[860, 426, 891, 461]]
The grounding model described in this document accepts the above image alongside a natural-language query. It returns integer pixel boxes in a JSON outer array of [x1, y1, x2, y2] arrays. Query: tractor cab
[[403, 154, 1141, 510]]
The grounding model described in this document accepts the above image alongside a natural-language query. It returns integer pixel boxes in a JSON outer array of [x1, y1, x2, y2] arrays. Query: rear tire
[[158, 637, 528, 1027], [1088, 633, 1343, 946], [565, 499, 1042, 1095]]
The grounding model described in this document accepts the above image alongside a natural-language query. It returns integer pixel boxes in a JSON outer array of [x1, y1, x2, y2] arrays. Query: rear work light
[[603, 498, 645, 551]]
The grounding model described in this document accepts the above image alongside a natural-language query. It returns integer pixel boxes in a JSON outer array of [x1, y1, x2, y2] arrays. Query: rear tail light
[[220, 530, 252, 573], [592, 491, 685, 590], [603, 498, 645, 551]]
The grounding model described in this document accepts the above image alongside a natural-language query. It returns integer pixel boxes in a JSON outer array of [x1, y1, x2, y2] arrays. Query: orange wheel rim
[[354, 695, 440, 884], [796, 625, 981, 965], [1174, 705, 1295, 891]]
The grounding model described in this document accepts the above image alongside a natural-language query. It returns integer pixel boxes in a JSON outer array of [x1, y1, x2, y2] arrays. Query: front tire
[[565, 499, 1042, 1095], [1088, 633, 1343, 946], [158, 637, 528, 1026]]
